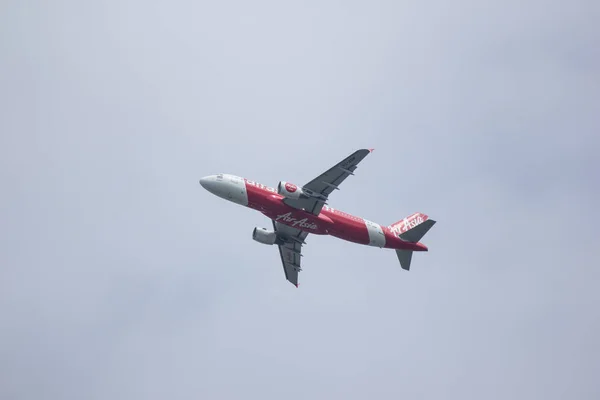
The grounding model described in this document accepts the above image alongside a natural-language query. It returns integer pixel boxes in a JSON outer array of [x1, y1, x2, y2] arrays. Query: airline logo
[[389, 213, 427, 235], [245, 179, 277, 193], [275, 212, 318, 230], [285, 183, 297, 193]]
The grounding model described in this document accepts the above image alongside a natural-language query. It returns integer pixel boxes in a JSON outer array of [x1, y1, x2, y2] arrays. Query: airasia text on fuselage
[[275, 212, 318, 230], [245, 179, 277, 193]]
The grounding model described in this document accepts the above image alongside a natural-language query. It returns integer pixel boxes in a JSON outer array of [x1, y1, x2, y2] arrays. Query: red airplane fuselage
[[200, 173, 428, 252]]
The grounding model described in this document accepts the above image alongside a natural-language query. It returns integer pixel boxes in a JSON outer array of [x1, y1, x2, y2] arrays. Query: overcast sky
[[1, 1, 599, 399]]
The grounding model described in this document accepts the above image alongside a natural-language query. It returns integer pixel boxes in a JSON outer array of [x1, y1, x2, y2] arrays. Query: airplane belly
[[327, 221, 371, 244], [265, 209, 329, 235]]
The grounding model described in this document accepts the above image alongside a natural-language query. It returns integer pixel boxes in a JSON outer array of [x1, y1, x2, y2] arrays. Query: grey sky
[[1, 1, 599, 399]]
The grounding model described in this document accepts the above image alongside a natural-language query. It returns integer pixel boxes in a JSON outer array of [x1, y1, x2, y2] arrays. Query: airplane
[[199, 148, 436, 287]]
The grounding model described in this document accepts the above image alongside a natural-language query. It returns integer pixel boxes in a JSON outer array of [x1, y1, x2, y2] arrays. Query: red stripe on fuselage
[[322, 209, 370, 245], [243, 179, 425, 251]]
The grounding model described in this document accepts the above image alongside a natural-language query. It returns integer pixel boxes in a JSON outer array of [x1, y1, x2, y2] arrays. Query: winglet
[[369, 148, 375, 153]]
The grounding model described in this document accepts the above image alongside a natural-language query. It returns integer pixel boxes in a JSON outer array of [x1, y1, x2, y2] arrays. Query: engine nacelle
[[277, 181, 305, 199], [252, 227, 277, 245]]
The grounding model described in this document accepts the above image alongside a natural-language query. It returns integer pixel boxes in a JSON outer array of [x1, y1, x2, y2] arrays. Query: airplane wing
[[284, 148, 373, 215], [272, 220, 309, 287]]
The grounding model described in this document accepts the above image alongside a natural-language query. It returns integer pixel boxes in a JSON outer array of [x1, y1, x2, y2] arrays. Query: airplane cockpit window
[[216, 174, 223, 180]]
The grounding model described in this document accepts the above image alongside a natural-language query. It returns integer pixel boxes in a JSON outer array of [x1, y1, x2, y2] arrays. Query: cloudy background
[[1, 1, 599, 399]]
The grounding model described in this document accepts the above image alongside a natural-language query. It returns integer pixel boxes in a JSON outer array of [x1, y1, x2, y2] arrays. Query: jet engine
[[252, 227, 278, 245], [277, 181, 305, 199]]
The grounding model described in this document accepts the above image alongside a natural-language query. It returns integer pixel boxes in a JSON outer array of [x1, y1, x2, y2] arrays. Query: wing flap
[[273, 221, 308, 287]]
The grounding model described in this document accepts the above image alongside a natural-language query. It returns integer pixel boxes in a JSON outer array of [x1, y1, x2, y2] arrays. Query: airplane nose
[[199, 175, 220, 195], [199, 176, 210, 189]]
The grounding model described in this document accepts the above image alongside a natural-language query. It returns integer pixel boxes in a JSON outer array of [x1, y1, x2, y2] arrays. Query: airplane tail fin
[[389, 212, 436, 271]]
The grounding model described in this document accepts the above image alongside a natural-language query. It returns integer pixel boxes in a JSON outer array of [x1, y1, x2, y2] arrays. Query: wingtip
[[368, 148, 375, 153]]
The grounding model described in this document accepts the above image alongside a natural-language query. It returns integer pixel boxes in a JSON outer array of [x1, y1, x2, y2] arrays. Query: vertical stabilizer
[[389, 212, 433, 238]]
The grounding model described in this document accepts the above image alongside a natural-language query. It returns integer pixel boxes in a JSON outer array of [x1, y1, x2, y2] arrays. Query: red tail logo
[[389, 212, 429, 235], [285, 183, 297, 193]]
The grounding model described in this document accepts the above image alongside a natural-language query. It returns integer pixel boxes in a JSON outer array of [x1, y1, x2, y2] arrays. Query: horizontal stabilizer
[[395, 250, 413, 271], [399, 219, 436, 243]]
